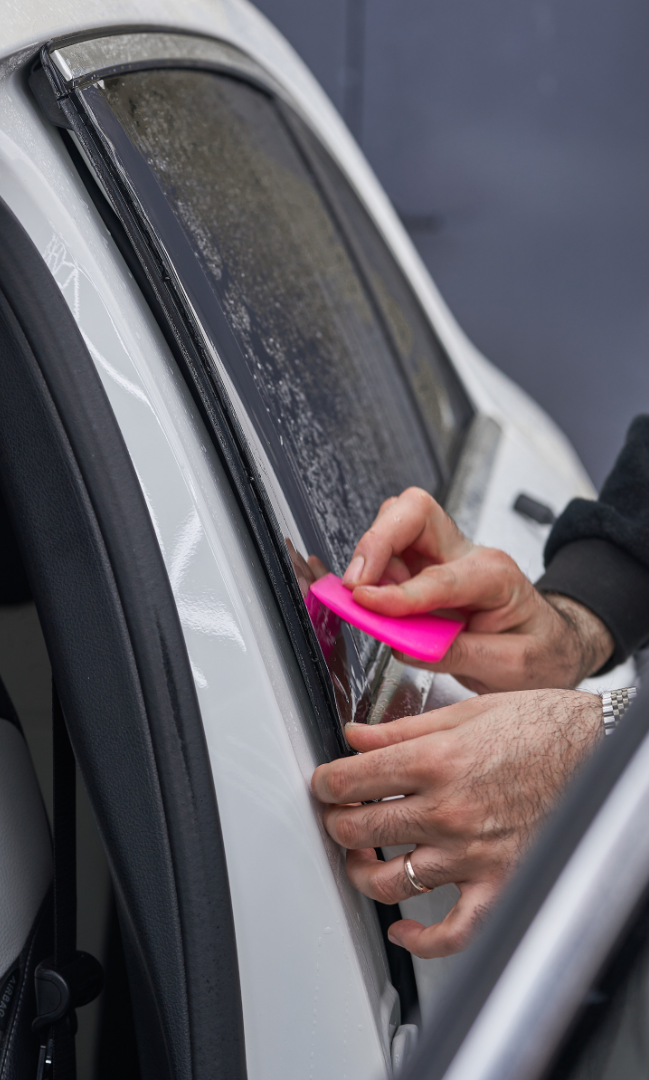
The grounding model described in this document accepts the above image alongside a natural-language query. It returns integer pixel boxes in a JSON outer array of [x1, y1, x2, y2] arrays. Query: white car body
[[0, 4, 630, 1078]]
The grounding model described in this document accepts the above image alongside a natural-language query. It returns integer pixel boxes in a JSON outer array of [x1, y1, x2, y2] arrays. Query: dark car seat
[[0, 488, 53, 1076], [0, 676, 52, 1079]]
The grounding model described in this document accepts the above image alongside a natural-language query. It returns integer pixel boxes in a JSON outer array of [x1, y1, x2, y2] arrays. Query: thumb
[[386, 880, 497, 958]]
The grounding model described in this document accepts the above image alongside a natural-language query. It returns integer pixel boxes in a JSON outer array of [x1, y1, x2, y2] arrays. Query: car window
[[73, 64, 472, 729], [92, 70, 469, 580], [294, 116, 473, 474], [544, 895, 649, 1080]]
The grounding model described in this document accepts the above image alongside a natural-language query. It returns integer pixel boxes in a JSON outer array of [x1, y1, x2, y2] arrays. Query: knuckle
[[323, 761, 352, 804], [335, 814, 363, 849], [372, 874, 400, 906], [427, 734, 454, 774], [405, 486, 432, 505], [448, 634, 469, 666], [362, 527, 392, 561], [485, 547, 515, 572], [406, 487, 437, 519], [443, 805, 475, 837]]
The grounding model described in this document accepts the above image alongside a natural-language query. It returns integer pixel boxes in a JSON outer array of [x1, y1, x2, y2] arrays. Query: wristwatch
[[601, 687, 637, 735]]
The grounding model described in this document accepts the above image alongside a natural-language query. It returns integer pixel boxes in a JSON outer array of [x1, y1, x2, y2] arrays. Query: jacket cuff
[[536, 538, 649, 674]]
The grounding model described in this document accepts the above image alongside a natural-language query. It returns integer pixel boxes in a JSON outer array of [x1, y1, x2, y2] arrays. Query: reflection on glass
[[285, 540, 360, 725]]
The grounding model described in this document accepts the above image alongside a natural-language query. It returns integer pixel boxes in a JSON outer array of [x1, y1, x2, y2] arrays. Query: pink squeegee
[[308, 573, 464, 662]]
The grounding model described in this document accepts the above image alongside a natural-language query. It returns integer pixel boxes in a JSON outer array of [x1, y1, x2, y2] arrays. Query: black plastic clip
[[32, 951, 104, 1033]]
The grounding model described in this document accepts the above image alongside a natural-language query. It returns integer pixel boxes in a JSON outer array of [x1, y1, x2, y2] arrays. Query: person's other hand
[[342, 488, 613, 692], [312, 689, 602, 958]]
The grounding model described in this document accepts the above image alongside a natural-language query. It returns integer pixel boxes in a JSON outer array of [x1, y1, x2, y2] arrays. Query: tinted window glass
[[82, 66, 472, 724], [96, 70, 469, 579], [545, 897, 649, 1080], [296, 118, 472, 472]]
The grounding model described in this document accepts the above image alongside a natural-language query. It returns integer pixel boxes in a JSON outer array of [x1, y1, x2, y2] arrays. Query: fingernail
[[344, 722, 363, 730], [387, 931, 399, 945], [343, 555, 364, 586]]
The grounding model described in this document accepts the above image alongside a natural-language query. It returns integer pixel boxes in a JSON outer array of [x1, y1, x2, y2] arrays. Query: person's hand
[[312, 689, 602, 958], [342, 488, 613, 693]]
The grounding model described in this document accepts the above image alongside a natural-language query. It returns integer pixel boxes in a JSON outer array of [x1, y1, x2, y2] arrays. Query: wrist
[[561, 689, 605, 749], [543, 593, 615, 684]]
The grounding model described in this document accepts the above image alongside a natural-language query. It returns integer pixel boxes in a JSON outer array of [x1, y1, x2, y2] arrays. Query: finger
[[378, 556, 412, 586], [312, 726, 458, 804], [352, 547, 523, 617], [376, 496, 398, 518], [345, 847, 458, 904], [313, 748, 421, 805], [400, 631, 559, 692], [387, 880, 498, 958], [342, 697, 485, 753], [343, 488, 471, 587], [323, 797, 450, 849]]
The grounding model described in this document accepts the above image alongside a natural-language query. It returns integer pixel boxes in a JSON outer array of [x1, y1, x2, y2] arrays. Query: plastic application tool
[[308, 573, 465, 662]]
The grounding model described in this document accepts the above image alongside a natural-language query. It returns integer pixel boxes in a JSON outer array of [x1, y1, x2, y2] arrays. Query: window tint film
[[544, 896, 649, 1080]]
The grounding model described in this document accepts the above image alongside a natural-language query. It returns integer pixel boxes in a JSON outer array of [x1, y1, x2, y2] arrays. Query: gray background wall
[[254, 0, 649, 488]]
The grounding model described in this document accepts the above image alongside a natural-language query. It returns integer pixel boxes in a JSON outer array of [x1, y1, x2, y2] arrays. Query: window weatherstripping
[[34, 32, 473, 749], [50, 31, 278, 93]]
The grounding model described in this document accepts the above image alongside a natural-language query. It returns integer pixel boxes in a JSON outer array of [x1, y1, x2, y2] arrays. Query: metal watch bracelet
[[601, 687, 637, 735]]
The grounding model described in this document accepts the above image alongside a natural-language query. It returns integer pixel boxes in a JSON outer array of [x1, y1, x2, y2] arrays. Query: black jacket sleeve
[[536, 414, 649, 673]]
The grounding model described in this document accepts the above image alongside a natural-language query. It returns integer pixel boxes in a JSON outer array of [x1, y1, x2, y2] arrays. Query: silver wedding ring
[[404, 850, 430, 894]]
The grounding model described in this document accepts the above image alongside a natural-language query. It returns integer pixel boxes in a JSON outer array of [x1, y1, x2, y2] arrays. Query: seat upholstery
[[0, 715, 52, 1076]]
